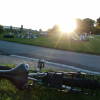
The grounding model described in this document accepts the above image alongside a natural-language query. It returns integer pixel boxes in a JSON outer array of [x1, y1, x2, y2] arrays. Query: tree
[[83, 18, 95, 29], [75, 18, 84, 33], [39, 28, 42, 32], [75, 18, 83, 28], [0, 25, 5, 34], [97, 17, 100, 27], [47, 28, 52, 33], [95, 24, 100, 29], [75, 18, 95, 33], [52, 25, 61, 33]]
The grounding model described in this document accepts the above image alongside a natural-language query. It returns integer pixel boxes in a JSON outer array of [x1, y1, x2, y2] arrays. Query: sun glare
[[59, 19, 76, 33]]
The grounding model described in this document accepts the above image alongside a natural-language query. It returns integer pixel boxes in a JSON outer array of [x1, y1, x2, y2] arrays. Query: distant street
[[0, 40, 100, 72]]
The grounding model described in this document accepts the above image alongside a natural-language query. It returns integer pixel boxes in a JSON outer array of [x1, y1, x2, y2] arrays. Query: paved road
[[0, 40, 100, 72]]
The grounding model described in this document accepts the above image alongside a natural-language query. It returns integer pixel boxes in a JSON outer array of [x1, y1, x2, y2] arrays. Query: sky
[[0, 0, 100, 31]]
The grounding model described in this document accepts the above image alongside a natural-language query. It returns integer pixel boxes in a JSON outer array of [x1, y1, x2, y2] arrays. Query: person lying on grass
[[23, 33, 37, 38]]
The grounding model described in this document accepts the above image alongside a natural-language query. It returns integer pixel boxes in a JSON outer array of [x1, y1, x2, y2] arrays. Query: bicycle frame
[[0, 62, 100, 96]]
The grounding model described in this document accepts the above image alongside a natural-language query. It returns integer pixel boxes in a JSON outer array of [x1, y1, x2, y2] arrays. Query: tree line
[[47, 17, 100, 35], [0, 25, 5, 34], [1, 17, 100, 34]]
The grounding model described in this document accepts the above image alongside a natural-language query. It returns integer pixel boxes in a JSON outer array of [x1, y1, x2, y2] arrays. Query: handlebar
[[0, 63, 29, 90]]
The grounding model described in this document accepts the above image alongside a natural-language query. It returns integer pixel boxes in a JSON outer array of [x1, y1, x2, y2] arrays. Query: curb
[[10, 54, 100, 75]]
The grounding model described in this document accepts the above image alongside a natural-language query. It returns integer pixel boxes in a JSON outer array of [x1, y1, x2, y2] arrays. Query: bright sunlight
[[59, 18, 76, 33]]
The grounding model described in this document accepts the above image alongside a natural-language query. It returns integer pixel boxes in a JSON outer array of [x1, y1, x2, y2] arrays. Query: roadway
[[0, 40, 100, 72]]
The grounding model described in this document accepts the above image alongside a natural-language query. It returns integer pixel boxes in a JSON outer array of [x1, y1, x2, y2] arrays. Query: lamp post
[[10, 26, 12, 33], [20, 25, 23, 33], [88, 19, 89, 34]]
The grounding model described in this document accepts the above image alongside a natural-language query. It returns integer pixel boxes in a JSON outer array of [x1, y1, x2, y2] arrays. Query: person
[[45, 32, 47, 36], [18, 32, 22, 38], [80, 34, 83, 41], [30, 32, 32, 34], [90, 31, 91, 35], [85, 32, 87, 37], [30, 34, 37, 38], [82, 34, 85, 41], [30, 34, 35, 38], [24, 33, 29, 38]]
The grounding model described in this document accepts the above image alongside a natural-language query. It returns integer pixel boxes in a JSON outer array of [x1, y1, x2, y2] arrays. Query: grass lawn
[[0, 64, 100, 100], [0, 30, 100, 55], [0, 30, 100, 99]]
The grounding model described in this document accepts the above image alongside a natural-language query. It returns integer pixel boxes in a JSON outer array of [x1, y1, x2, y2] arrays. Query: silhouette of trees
[[0, 25, 5, 34]]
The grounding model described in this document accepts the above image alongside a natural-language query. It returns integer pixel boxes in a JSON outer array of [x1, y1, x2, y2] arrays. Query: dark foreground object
[[3, 35, 14, 38], [0, 61, 100, 96], [0, 63, 28, 90]]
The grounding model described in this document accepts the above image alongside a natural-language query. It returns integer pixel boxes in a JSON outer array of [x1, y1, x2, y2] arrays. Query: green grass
[[0, 31, 100, 99], [0, 64, 100, 100], [0, 30, 100, 55]]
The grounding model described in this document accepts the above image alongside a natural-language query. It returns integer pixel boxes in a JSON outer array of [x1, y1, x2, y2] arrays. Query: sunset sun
[[59, 19, 76, 33]]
